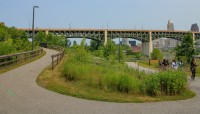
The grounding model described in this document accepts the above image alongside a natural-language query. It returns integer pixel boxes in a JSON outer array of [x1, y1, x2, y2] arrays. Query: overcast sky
[[1, 0, 200, 31]]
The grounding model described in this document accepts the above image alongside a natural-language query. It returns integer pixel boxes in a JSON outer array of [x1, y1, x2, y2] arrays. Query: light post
[[32, 6, 39, 50], [118, 38, 120, 63]]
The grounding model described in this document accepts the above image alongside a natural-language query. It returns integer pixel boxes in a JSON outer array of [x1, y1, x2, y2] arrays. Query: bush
[[145, 70, 187, 96], [151, 48, 164, 60], [104, 73, 141, 93]]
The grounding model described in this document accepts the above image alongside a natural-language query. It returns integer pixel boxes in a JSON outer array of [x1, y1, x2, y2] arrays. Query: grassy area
[[137, 59, 199, 78], [0, 50, 46, 74], [37, 54, 195, 103], [195, 60, 200, 77], [137, 59, 159, 71]]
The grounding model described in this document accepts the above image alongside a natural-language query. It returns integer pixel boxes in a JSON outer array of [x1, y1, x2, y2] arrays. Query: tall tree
[[175, 32, 195, 63], [103, 39, 117, 59]]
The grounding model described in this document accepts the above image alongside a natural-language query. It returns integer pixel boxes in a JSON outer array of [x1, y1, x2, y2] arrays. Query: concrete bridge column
[[104, 31, 108, 45], [193, 33, 195, 43], [141, 31, 153, 56], [142, 42, 150, 56], [45, 30, 49, 35], [193, 33, 196, 49], [149, 31, 153, 57]]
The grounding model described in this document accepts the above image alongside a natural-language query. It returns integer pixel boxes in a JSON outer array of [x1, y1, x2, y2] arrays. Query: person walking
[[190, 58, 197, 80], [172, 60, 178, 70]]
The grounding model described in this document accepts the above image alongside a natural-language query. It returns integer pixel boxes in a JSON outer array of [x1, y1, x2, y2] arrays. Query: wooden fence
[[49, 46, 65, 70], [0, 48, 43, 69]]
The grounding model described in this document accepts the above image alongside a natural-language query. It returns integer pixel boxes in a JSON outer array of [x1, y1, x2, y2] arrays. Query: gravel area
[[0, 49, 200, 114]]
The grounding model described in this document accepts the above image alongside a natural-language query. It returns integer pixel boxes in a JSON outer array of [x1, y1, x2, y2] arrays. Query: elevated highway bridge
[[18, 28, 200, 56]]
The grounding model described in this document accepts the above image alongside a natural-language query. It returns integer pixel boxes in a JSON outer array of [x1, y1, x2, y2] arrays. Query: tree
[[175, 32, 195, 63], [0, 38, 16, 55], [35, 31, 46, 43], [0, 28, 8, 41], [103, 39, 117, 59], [0, 25, 32, 55], [151, 48, 164, 60], [90, 40, 101, 51]]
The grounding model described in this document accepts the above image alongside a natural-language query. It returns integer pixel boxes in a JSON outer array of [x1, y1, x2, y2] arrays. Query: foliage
[[0, 25, 32, 55], [176, 32, 195, 63], [72, 41, 77, 47], [35, 31, 46, 44], [35, 32, 70, 48], [0, 38, 16, 55], [46, 34, 67, 47], [145, 70, 187, 96], [151, 48, 164, 60], [91, 46, 104, 58], [103, 39, 117, 59], [62, 46, 188, 97], [90, 40, 101, 51]]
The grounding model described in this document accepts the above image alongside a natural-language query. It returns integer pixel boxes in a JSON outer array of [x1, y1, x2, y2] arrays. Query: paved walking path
[[126, 62, 157, 73], [0, 49, 200, 114]]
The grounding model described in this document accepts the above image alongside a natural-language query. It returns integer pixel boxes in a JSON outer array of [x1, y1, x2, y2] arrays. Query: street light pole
[[32, 6, 39, 50], [118, 37, 120, 63]]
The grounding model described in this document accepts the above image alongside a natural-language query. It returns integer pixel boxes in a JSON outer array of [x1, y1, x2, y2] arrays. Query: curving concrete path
[[0, 48, 200, 114], [126, 62, 158, 73]]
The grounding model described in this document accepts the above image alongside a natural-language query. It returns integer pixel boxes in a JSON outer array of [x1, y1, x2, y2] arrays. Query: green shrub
[[105, 73, 140, 93], [145, 70, 187, 96], [145, 75, 161, 96], [117, 75, 134, 93], [151, 48, 164, 60]]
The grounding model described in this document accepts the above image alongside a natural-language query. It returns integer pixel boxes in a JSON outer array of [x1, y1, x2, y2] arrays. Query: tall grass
[[145, 70, 187, 96], [63, 48, 188, 96]]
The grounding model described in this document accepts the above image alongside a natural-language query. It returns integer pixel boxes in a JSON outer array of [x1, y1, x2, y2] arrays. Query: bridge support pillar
[[104, 31, 108, 45], [193, 33, 195, 43], [45, 30, 49, 35], [193, 33, 196, 49], [149, 31, 153, 56], [141, 31, 153, 56]]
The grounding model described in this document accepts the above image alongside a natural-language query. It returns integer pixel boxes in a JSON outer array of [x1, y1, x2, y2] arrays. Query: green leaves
[[0, 25, 31, 55], [103, 39, 117, 59], [176, 32, 195, 63], [0, 38, 16, 55], [145, 70, 187, 96], [151, 48, 164, 60]]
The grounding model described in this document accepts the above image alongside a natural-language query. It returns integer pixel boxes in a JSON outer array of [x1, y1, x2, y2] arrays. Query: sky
[[1, 0, 200, 31]]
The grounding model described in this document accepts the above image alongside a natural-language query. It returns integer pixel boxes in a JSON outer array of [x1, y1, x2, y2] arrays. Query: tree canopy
[[175, 32, 195, 63], [0, 25, 31, 55]]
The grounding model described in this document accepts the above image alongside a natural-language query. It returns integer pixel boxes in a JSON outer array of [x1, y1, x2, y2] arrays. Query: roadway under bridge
[[17, 28, 200, 56]]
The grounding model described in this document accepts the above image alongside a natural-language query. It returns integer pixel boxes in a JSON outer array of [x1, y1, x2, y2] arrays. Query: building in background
[[153, 38, 179, 49], [122, 38, 130, 46], [167, 20, 174, 31], [129, 41, 136, 46], [191, 23, 199, 32]]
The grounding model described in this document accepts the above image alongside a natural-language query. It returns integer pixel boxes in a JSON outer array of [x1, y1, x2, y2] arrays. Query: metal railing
[[0, 48, 43, 69], [48, 46, 65, 70]]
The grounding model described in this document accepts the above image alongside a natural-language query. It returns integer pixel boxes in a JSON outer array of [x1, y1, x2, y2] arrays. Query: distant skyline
[[1, 0, 200, 30]]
